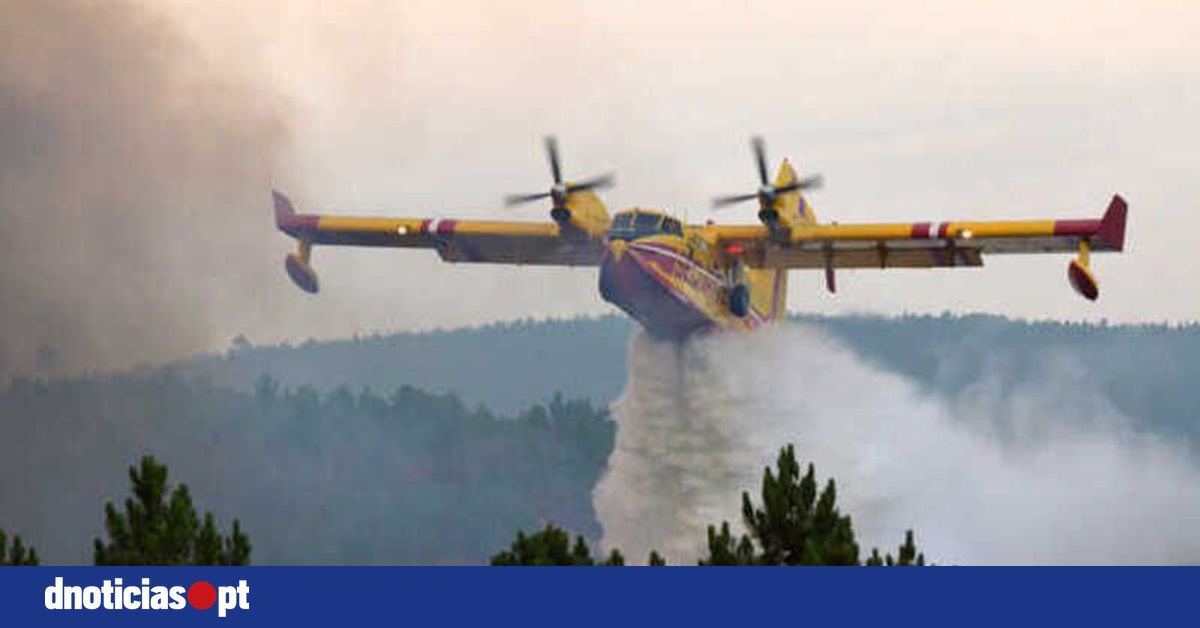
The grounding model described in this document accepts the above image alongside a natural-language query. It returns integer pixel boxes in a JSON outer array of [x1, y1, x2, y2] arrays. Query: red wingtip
[[1096, 194, 1127, 252], [272, 190, 319, 237], [272, 189, 295, 227]]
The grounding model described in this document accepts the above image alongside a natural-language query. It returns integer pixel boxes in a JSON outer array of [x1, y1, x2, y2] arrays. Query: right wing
[[702, 194, 1127, 299], [705, 195, 1127, 270]]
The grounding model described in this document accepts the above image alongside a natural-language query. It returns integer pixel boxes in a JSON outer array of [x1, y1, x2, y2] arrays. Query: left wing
[[706, 195, 1128, 298], [273, 191, 604, 293], [708, 195, 1126, 268]]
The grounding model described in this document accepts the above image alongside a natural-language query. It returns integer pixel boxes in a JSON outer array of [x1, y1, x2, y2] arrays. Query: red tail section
[[1096, 194, 1127, 251], [273, 190, 319, 238]]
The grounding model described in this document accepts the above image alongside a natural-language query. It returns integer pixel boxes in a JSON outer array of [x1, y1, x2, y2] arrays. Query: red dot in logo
[[188, 581, 217, 610]]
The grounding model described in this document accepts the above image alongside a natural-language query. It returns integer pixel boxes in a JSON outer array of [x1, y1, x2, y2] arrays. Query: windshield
[[609, 212, 680, 241]]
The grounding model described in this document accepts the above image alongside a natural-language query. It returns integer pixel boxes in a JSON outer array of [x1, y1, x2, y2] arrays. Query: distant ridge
[[175, 316, 634, 415], [171, 313, 1200, 440]]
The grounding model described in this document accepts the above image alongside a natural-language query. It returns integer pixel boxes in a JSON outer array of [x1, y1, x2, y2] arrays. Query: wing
[[273, 190, 605, 293], [275, 190, 604, 263], [707, 195, 1127, 271]]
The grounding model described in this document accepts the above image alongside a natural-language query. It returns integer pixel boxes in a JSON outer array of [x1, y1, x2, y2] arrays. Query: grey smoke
[[0, 0, 289, 377], [595, 324, 1200, 565]]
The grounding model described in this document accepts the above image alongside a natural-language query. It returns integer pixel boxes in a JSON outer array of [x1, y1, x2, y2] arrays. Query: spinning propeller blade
[[506, 136, 614, 210], [712, 137, 822, 210]]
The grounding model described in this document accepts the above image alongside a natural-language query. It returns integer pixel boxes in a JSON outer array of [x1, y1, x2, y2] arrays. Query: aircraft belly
[[599, 242, 762, 340]]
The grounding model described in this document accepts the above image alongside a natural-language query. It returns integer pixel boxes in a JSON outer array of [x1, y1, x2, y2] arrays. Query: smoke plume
[[0, 0, 288, 376], [595, 324, 1200, 565]]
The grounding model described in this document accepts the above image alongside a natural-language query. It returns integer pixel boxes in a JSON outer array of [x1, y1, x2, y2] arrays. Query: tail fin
[[1095, 194, 1127, 252], [773, 160, 817, 226]]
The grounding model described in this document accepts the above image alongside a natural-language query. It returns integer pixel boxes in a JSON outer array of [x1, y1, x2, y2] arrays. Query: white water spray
[[594, 324, 1200, 565]]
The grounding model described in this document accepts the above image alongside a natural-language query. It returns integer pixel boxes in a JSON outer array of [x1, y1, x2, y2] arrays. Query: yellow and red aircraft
[[274, 137, 1127, 340]]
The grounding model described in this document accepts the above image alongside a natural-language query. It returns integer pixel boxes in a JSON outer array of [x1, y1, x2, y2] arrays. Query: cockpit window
[[634, 213, 662, 231], [609, 211, 683, 241]]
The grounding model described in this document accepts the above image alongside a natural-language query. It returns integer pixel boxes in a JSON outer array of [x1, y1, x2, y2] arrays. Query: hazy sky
[[4, 0, 1198, 373], [184, 0, 1197, 323]]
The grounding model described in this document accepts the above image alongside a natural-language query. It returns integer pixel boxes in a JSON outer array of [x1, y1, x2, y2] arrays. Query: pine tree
[[698, 522, 758, 566], [700, 444, 924, 566], [703, 444, 860, 565], [598, 548, 626, 566], [492, 445, 925, 567], [491, 524, 594, 565], [0, 530, 39, 566], [865, 530, 926, 566], [93, 456, 251, 565], [490, 523, 639, 566]]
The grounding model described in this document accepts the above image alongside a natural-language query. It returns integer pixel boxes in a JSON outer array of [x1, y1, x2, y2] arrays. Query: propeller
[[712, 136, 822, 210], [504, 136, 614, 213]]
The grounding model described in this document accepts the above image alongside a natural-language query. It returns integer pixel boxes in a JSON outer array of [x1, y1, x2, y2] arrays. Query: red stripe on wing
[[1053, 219, 1100, 237]]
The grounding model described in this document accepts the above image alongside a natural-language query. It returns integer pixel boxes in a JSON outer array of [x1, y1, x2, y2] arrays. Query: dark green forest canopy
[[173, 313, 1200, 442], [4, 313, 1198, 565], [176, 316, 633, 415], [0, 373, 612, 565]]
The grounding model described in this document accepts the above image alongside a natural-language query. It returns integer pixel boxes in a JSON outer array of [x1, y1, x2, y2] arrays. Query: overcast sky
[[3, 0, 1197, 374]]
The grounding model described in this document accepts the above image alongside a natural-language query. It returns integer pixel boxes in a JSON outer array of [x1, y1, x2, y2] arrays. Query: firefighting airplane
[[273, 137, 1127, 340]]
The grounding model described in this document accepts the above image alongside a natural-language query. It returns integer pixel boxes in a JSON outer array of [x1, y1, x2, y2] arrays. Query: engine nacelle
[[285, 252, 319, 294], [757, 207, 779, 228]]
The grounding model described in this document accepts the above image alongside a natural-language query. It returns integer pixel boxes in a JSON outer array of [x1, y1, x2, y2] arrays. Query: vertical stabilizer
[[772, 159, 818, 226]]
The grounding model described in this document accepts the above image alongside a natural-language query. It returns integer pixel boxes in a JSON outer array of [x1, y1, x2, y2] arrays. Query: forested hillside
[[0, 373, 612, 565], [814, 314, 1200, 444], [4, 313, 1198, 565], [179, 314, 1200, 442], [177, 316, 632, 415]]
